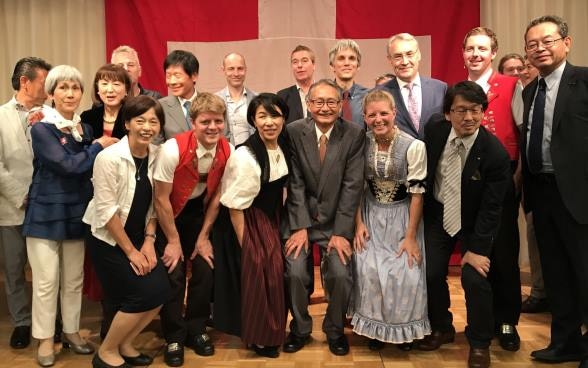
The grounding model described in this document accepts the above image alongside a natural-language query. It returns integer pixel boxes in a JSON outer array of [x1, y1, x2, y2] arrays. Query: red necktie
[[342, 90, 352, 122]]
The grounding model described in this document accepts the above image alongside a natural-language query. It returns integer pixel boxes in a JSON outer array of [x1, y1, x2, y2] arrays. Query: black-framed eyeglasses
[[450, 107, 483, 117], [525, 37, 564, 52], [309, 99, 340, 108]]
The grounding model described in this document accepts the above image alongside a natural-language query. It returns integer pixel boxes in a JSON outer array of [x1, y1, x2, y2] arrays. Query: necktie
[[527, 78, 546, 174], [406, 83, 420, 132], [342, 90, 352, 122], [319, 134, 328, 164], [443, 137, 463, 237], [183, 100, 192, 130]]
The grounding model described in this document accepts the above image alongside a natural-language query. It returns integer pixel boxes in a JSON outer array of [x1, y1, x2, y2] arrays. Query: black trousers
[[424, 201, 494, 349], [156, 196, 213, 344], [529, 174, 588, 354], [488, 161, 521, 327]]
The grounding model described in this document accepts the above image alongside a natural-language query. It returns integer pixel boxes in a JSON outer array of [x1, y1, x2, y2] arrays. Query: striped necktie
[[442, 137, 464, 236]]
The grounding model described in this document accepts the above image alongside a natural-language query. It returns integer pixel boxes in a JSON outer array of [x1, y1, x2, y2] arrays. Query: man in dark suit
[[282, 79, 364, 356], [418, 81, 510, 368], [521, 15, 588, 367], [380, 33, 447, 139], [277, 45, 316, 124]]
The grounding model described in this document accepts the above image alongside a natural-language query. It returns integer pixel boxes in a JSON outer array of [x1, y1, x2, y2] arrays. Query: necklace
[[103, 117, 116, 124], [135, 156, 147, 181]]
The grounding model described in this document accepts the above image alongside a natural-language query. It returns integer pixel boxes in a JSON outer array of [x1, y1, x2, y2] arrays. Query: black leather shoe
[[579, 357, 588, 368], [416, 326, 455, 351], [121, 352, 153, 366], [192, 333, 214, 356], [468, 347, 490, 368], [252, 345, 279, 358], [521, 295, 549, 313], [367, 338, 385, 351], [92, 353, 131, 368], [531, 343, 583, 363], [496, 324, 520, 351], [397, 342, 413, 351], [282, 333, 310, 353], [163, 343, 184, 367], [9, 325, 31, 349], [328, 335, 350, 356]]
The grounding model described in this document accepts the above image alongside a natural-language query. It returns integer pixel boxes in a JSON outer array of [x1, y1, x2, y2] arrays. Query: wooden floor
[[0, 267, 575, 368]]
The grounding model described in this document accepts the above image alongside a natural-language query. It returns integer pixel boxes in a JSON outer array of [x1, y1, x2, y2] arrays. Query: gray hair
[[44, 65, 84, 95], [387, 33, 420, 56], [111, 45, 140, 63], [307, 79, 343, 101], [328, 39, 362, 66]]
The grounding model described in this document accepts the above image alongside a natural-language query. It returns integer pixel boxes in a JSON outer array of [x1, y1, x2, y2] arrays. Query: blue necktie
[[183, 100, 192, 130], [527, 78, 546, 174]]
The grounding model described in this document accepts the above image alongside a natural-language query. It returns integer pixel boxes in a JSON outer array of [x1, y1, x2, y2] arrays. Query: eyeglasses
[[390, 50, 419, 62], [450, 107, 484, 117], [525, 37, 563, 52], [309, 99, 340, 108]]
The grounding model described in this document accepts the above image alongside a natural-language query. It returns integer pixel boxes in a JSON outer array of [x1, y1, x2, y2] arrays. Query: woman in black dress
[[83, 96, 170, 368]]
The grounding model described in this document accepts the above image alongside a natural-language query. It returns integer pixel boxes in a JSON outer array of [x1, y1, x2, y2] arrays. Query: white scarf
[[41, 106, 83, 142]]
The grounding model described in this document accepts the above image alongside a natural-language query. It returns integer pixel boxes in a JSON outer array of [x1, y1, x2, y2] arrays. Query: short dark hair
[[443, 81, 488, 114], [11, 57, 52, 91], [291, 45, 315, 63], [92, 64, 131, 103], [163, 50, 199, 76], [246, 93, 289, 127], [498, 53, 524, 73], [122, 95, 165, 130], [463, 27, 498, 52], [307, 79, 343, 101], [525, 15, 568, 41]]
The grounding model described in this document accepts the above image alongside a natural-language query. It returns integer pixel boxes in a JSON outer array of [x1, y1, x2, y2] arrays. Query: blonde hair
[[190, 92, 226, 119]]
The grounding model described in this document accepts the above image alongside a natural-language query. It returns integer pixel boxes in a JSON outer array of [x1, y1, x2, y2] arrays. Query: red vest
[[170, 131, 231, 217], [482, 71, 520, 161]]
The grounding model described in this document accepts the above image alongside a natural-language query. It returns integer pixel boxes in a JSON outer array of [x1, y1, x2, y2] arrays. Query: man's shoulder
[[277, 85, 296, 97], [421, 76, 447, 89], [214, 87, 228, 100]]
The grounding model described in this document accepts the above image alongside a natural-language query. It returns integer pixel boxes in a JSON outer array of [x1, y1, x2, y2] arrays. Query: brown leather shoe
[[468, 347, 490, 368], [416, 327, 456, 351]]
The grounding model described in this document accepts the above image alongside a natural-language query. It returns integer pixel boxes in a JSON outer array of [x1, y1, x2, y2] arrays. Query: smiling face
[[364, 99, 396, 138], [222, 54, 246, 89], [97, 78, 127, 107], [193, 111, 224, 149], [463, 34, 496, 78], [254, 104, 284, 146], [445, 95, 483, 138], [51, 80, 82, 120], [330, 48, 360, 83], [525, 21, 570, 76], [387, 39, 421, 83], [125, 107, 161, 146], [165, 64, 197, 99], [307, 83, 341, 130]]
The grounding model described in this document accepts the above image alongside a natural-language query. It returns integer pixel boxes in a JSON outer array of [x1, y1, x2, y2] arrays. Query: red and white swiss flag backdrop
[[105, 0, 479, 95]]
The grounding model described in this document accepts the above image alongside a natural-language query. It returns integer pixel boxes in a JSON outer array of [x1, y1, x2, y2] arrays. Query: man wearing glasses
[[461, 26, 524, 353], [420, 81, 510, 368], [282, 79, 364, 356], [380, 33, 446, 139], [521, 16, 588, 367]]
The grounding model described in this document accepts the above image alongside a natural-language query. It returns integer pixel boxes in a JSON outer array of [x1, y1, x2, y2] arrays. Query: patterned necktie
[[319, 134, 328, 164], [443, 137, 463, 237], [527, 78, 547, 174], [406, 83, 420, 132], [183, 100, 192, 130], [342, 90, 352, 122]]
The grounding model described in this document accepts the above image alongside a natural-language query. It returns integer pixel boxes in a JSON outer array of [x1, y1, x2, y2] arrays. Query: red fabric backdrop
[[105, 0, 479, 95]]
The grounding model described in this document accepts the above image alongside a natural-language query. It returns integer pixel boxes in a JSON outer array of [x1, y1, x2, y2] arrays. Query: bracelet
[[144, 233, 157, 240]]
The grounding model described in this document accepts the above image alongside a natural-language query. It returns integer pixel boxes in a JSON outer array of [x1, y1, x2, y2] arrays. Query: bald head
[[222, 53, 247, 89]]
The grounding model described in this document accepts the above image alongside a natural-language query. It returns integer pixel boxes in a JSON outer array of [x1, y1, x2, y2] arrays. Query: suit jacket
[[160, 95, 190, 141], [215, 86, 257, 145], [0, 100, 33, 225], [80, 105, 127, 139], [381, 76, 447, 140], [284, 117, 365, 241], [521, 63, 588, 224], [277, 85, 305, 124], [424, 115, 510, 256]]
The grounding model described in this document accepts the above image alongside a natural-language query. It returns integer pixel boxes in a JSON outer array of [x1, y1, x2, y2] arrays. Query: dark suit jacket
[[381, 76, 447, 140], [284, 117, 365, 241], [278, 85, 305, 124], [521, 63, 588, 224], [424, 115, 510, 256], [80, 105, 127, 139]]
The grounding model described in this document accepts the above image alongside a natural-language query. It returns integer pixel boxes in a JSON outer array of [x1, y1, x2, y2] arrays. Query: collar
[[314, 121, 334, 141], [397, 74, 421, 90], [178, 90, 198, 107], [109, 135, 158, 165], [223, 86, 247, 101], [541, 61, 566, 91], [448, 127, 478, 151], [11, 96, 30, 112], [196, 140, 216, 159], [470, 68, 493, 90]]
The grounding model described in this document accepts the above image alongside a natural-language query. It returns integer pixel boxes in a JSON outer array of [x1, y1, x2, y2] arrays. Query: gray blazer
[[284, 117, 365, 241], [215, 86, 257, 145], [159, 95, 191, 141]]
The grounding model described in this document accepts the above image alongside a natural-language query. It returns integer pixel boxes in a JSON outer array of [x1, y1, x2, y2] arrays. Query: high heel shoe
[[92, 353, 131, 368], [62, 334, 95, 355]]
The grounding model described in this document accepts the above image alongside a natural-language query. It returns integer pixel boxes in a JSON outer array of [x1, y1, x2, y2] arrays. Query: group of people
[[0, 13, 586, 368]]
